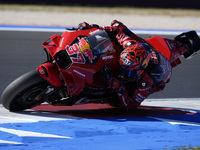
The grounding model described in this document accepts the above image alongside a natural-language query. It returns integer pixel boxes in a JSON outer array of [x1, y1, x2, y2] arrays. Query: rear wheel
[[1, 70, 49, 111]]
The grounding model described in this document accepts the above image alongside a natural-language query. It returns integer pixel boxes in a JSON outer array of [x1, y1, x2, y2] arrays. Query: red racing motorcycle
[[1, 27, 200, 111]]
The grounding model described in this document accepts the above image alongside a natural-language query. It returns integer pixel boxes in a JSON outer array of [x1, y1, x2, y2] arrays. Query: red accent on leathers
[[102, 26, 142, 48], [116, 32, 137, 48], [117, 85, 140, 109], [108, 77, 140, 109], [133, 72, 153, 103], [110, 20, 144, 43]]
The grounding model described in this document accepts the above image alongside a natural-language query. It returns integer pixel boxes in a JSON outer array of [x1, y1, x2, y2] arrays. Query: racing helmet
[[119, 43, 151, 78]]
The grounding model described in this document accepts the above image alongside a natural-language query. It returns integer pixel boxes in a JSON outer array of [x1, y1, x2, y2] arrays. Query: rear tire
[[1, 70, 49, 111]]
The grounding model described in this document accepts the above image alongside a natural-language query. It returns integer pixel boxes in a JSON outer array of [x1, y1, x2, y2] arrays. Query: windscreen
[[86, 30, 115, 55]]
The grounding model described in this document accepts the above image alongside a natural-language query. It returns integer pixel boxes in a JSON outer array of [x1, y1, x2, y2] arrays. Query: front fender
[[37, 62, 63, 87]]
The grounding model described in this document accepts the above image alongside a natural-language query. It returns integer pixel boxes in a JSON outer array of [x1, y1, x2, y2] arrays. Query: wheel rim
[[14, 84, 48, 110]]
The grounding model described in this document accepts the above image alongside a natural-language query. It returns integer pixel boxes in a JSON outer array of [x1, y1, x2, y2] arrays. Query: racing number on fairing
[[72, 51, 86, 64], [65, 38, 95, 64], [65, 44, 79, 55], [65, 44, 86, 64]]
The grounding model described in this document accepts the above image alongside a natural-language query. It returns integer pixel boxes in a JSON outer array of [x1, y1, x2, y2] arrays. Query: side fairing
[[42, 29, 120, 95]]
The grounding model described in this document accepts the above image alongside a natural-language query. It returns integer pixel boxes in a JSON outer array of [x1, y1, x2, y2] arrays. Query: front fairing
[[43, 29, 120, 95]]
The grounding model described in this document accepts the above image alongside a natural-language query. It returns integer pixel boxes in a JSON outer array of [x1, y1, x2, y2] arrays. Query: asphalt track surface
[[0, 30, 200, 150]]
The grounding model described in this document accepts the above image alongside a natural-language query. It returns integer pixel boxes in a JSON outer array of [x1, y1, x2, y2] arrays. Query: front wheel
[[1, 70, 49, 111]]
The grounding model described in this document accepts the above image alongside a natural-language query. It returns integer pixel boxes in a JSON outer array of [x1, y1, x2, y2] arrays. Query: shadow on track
[[26, 103, 200, 124]]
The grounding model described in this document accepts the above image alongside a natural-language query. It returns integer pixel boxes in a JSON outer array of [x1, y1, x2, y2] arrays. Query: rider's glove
[[111, 20, 127, 30], [78, 22, 91, 30], [78, 22, 101, 30], [90, 24, 101, 29]]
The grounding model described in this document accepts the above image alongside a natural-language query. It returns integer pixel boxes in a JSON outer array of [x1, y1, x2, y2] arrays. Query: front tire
[[1, 70, 49, 111]]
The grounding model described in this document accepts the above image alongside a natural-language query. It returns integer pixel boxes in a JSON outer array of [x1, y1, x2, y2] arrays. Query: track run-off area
[[0, 26, 200, 150]]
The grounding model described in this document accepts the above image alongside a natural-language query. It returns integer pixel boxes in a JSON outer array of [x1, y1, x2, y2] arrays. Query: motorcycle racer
[[2, 19, 200, 112], [78, 20, 172, 109]]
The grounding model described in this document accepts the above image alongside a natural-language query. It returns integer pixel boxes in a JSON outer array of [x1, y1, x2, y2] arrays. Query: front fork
[[33, 85, 57, 102], [33, 84, 72, 106], [36, 62, 72, 105]]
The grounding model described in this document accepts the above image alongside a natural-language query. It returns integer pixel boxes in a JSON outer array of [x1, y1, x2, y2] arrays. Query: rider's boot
[[175, 30, 200, 59]]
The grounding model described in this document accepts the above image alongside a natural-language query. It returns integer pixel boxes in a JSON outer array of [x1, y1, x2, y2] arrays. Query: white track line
[[0, 127, 72, 139], [0, 140, 23, 145], [148, 116, 200, 126]]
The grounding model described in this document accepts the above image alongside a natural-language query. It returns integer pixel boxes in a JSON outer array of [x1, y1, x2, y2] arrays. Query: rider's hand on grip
[[78, 22, 91, 30], [78, 22, 101, 30]]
